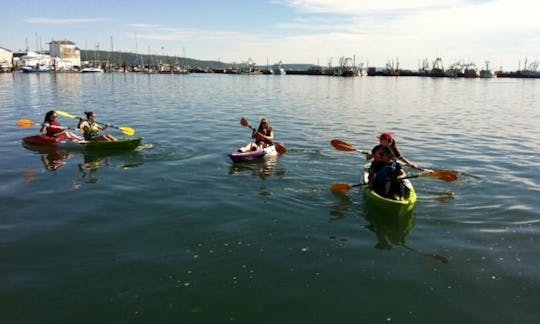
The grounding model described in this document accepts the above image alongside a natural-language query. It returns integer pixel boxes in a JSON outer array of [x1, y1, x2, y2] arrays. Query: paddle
[[401, 244, 449, 264], [240, 117, 287, 154], [330, 139, 369, 155], [56, 110, 136, 136], [17, 119, 77, 131], [17, 119, 37, 128], [331, 139, 458, 182], [331, 171, 457, 194]]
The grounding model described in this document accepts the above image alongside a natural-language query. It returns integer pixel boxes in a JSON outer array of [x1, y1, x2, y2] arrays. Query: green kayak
[[23, 135, 142, 152], [362, 163, 417, 218]]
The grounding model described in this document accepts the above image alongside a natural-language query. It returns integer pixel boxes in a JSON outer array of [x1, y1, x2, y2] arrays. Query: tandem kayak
[[228, 145, 278, 163], [22, 135, 142, 151], [362, 163, 417, 218]]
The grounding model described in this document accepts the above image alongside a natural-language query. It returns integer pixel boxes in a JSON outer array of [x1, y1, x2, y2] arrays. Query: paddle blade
[[331, 183, 353, 194], [240, 117, 249, 127], [18, 119, 35, 128], [56, 110, 77, 119], [118, 126, 135, 136], [275, 143, 287, 154], [420, 170, 458, 182], [331, 139, 357, 152]]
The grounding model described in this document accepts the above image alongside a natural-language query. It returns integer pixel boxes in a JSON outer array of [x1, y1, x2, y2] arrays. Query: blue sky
[[2, 0, 539, 70]]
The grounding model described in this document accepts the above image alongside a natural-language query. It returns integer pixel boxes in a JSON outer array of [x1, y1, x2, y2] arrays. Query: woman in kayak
[[240, 117, 274, 152], [371, 146, 407, 199], [40, 110, 82, 141], [366, 132, 417, 184], [78, 111, 117, 142]]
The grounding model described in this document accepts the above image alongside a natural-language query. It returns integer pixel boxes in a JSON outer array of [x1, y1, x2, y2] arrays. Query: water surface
[[1, 73, 539, 323]]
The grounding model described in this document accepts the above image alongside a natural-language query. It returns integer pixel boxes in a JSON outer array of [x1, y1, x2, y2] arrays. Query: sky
[[2, 0, 540, 70]]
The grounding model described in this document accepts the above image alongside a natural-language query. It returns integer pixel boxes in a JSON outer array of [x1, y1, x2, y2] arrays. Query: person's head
[[44, 110, 57, 123], [377, 132, 394, 146], [259, 117, 269, 128], [380, 146, 395, 163], [84, 111, 96, 121]]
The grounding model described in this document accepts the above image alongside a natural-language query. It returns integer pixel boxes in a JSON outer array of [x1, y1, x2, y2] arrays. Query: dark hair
[[77, 111, 94, 129], [43, 110, 56, 123]]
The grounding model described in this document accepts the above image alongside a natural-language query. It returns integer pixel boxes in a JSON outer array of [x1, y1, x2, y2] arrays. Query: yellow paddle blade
[[330, 139, 357, 152], [56, 110, 77, 119], [18, 119, 35, 128], [330, 183, 353, 194], [118, 126, 135, 136]]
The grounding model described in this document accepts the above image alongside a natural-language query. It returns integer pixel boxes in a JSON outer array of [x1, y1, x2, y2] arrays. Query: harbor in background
[[1, 40, 539, 78]]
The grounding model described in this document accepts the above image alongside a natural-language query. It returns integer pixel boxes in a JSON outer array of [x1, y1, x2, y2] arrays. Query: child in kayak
[[371, 146, 407, 199], [240, 117, 274, 152], [78, 111, 117, 142], [40, 110, 82, 141], [366, 132, 417, 184]]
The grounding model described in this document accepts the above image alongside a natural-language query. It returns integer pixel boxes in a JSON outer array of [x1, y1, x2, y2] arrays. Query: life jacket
[[255, 126, 273, 145], [45, 120, 64, 137], [81, 121, 100, 140]]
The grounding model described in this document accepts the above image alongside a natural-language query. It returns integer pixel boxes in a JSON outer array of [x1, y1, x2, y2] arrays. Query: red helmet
[[377, 132, 394, 142]]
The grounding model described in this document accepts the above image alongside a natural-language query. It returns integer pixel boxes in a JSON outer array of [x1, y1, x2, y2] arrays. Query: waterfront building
[[49, 40, 81, 70], [0, 47, 13, 72]]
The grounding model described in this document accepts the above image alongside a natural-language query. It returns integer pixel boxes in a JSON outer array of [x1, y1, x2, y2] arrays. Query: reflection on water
[[22, 143, 74, 171], [363, 207, 416, 250], [229, 156, 286, 180], [363, 206, 449, 264], [21, 143, 144, 188]]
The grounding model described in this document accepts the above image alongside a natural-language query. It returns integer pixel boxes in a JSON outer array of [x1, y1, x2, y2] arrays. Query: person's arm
[[398, 156, 418, 169], [396, 168, 407, 180], [266, 130, 274, 141]]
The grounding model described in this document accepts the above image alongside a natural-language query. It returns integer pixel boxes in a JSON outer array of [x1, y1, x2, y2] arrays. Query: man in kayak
[[240, 117, 274, 152], [78, 111, 117, 142], [371, 146, 407, 199], [40, 110, 82, 141], [366, 132, 417, 184]]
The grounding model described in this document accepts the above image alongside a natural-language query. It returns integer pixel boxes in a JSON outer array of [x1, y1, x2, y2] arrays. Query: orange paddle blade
[[18, 119, 35, 128], [240, 117, 249, 127], [414, 170, 458, 182], [331, 183, 353, 194], [275, 143, 287, 154], [427, 170, 458, 182], [330, 139, 357, 152]]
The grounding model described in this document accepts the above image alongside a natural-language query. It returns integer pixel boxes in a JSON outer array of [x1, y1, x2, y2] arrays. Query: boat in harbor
[[429, 57, 446, 77], [271, 61, 286, 75], [21, 63, 51, 73], [81, 66, 104, 73], [479, 61, 496, 78], [463, 63, 479, 78]]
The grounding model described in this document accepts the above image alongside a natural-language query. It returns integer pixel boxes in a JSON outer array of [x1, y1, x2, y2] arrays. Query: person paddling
[[40, 110, 82, 141], [78, 111, 117, 142], [239, 117, 274, 152], [371, 146, 408, 199], [366, 132, 417, 184]]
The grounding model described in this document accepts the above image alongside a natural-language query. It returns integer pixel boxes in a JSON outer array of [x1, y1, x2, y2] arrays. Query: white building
[[49, 40, 81, 70], [0, 47, 13, 72]]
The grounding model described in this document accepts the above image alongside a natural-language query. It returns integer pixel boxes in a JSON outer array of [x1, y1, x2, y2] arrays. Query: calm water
[[1, 72, 539, 323]]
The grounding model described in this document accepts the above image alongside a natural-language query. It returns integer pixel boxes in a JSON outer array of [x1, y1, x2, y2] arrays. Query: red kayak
[[22, 135, 142, 151]]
